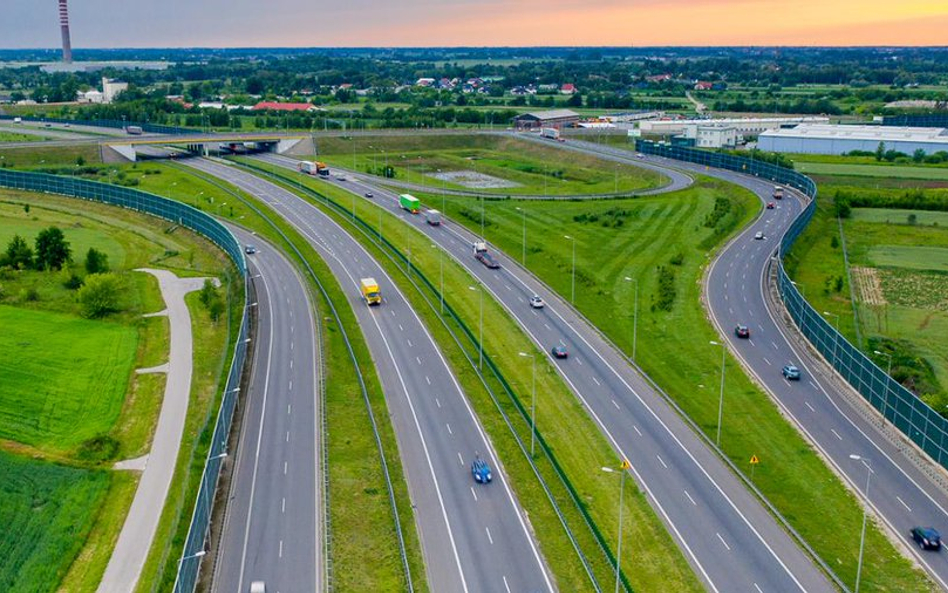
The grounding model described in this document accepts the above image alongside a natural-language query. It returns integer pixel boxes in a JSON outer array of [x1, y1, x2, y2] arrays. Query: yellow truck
[[360, 277, 381, 305]]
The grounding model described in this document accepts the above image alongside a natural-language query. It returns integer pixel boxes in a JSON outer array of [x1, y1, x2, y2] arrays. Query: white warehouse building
[[639, 116, 829, 137], [758, 124, 948, 155]]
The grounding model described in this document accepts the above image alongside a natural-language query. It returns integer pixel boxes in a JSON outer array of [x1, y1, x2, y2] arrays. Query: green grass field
[[0, 450, 110, 593], [314, 134, 666, 195], [796, 161, 948, 180], [851, 207, 948, 226], [868, 245, 948, 272], [0, 143, 100, 167], [0, 305, 137, 452], [0, 131, 44, 142]]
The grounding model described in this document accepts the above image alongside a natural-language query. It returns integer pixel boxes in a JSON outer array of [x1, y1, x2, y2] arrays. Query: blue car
[[471, 456, 492, 484], [912, 526, 942, 551], [782, 364, 801, 380]]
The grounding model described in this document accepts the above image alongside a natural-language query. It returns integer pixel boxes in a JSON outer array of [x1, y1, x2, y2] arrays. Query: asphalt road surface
[[213, 226, 323, 593], [188, 158, 553, 593], [258, 152, 834, 593], [566, 138, 948, 590]]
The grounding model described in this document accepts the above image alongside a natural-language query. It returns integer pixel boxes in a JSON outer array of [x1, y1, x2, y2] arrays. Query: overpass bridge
[[102, 133, 314, 162]]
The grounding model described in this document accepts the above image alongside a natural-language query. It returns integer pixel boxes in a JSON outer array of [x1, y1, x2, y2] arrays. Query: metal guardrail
[[0, 114, 191, 135], [240, 161, 633, 592], [0, 169, 248, 593], [636, 139, 948, 483]]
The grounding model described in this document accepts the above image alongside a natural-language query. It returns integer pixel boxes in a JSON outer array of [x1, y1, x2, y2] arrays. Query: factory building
[[512, 109, 580, 130], [758, 124, 948, 156], [102, 78, 128, 103], [639, 116, 829, 137]]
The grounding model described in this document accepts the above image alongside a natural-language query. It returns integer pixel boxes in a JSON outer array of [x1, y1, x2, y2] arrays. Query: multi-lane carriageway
[[186, 158, 554, 593], [255, 152, 833, 593]]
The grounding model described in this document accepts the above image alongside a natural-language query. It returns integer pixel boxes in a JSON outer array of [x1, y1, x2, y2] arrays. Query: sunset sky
[[3, 0, 947, 48]]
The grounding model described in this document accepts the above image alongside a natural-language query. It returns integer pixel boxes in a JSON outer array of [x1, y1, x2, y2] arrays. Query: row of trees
[[1, 227, 75, 271]]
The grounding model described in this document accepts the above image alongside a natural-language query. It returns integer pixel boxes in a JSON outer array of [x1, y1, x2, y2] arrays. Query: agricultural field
[[795, 162, 948, 180], [314, 134, 666, 195], [0, 131, 44, 143]]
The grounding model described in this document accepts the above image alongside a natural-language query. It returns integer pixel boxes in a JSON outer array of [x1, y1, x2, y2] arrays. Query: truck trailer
[[360, 277, 381, 305], [773, 186, 785, 200], [399, 194, 420, 214], [540, 127, 560, 140], [299, 161, 330, 177]]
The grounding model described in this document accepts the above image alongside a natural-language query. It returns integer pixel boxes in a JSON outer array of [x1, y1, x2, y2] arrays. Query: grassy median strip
[[158, 164, 426, 592], [242, 158, 704, 592], [395, 174, 931, 591]]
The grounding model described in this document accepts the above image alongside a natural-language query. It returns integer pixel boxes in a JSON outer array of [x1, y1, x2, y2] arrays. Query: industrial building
[[639, 116, 829, 137], [512, 109, 580, 130], [102, 78, 128, 104], [686, 125, 738, 149], [758, 124, 948, 156]]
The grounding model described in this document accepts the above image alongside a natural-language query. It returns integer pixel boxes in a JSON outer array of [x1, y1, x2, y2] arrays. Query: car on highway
[[245, 244, 257, 255], [364, 191, 374, 198], [471, 456, 492, 484], [250, 581, 266, 593], [782, 364, 801, 380], [766, 202, 775, 209], [754, 231, 765, 240], [530, 295, 544, 309], [552, 345, 568, 359], [912, 526, 942, 551], [636, 153, 645, 159], [476, 250, 500, 269], [335, 175, 347, 181], [735, 324, 750, 339]]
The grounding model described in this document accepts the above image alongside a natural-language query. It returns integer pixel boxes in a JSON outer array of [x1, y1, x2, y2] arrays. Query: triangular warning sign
[[750, 455, 760, 464], [620, 459, 631, 470]]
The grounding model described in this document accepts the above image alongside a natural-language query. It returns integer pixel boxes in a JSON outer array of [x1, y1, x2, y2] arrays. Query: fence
[[882, 114, 948, 128], [240, 161, 631, 592], [635, 139, 948, 470], [0, 114, 191, 135], [0, 169, 250, 593]]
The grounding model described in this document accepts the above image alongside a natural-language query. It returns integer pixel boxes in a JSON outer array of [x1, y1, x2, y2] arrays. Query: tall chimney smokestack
[[59, 0, 72, 63]]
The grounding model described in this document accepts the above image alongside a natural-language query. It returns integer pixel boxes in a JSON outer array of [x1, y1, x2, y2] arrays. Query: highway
[[213, 226, 324, 593], [557, 138, 948, 590], [187, 158, 553, 593], [257, 152, 834, 592]]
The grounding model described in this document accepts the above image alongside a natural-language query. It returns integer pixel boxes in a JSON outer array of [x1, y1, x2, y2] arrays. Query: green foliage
[[75, 435, 121, 463], [830, 235, 839, 249], [76, 273, 121, 318], [869, 337, 945, 404], [63, 272, 84, 290], [3, 234, 33, 270], [199, 278, 226, 322], [652, 265, 677, 312], [876, 141, 886, 162], [84, 247, 109, 274], [34, 226, 71, 271], [834, 187, 948, 212], [908, 213, 918, 226]]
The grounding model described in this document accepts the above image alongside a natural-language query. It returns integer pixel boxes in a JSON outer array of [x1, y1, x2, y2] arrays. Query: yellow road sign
[[750, 455, 760, 465], [620, 459, 631, 470]]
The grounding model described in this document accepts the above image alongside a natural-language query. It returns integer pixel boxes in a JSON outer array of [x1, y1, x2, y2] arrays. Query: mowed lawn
[[0, 450, 109, 592], [796, 161, 948, 180], [868, 245, 948, 272], [0, 305, 138, 452]]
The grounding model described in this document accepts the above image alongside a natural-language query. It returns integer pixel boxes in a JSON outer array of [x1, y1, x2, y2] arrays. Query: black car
[[735, 325, 750, 339], [912, 527, 942, 551], [244, 244, 258, 255], [552, 345, 568, 359], [476, 251, 500, 269]]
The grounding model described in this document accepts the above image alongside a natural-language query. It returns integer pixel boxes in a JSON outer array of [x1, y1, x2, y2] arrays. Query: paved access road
[[188, 158, 553, 593], [258, 152, 834, 593], [565, 138, 948, 590], [212, 226, 323, 593]]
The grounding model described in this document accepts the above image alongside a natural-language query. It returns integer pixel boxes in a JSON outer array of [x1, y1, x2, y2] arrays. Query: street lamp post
[[519, 352, 537, 458], [624, 276, 638, 362], [516, 206, 527, 266], [602, 462, 630, 593], [823, 310, 841, 366], [710, 340, 727, 447], [480, 194, 486, 240], [874, 349, 894, 426], [849, 454, 872, 593], [433, 244, 444, 315], [469, 285, 483, 369], [565, 235, 576, 304]]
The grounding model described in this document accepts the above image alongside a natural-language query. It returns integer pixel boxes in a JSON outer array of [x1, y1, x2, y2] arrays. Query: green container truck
[[399, 194, 420, 214]]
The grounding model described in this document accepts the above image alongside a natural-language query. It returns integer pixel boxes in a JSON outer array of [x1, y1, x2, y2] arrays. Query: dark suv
[[912, 527, 942, 551], [476, 251, 500, 269]]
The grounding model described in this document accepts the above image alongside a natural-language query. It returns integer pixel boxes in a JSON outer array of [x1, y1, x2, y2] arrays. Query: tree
[[875, 141, 886, 162], [34, 227, 71, 270], [913, 149, 927, 163], [4, 234, 33, 270], [77, 273, 121, 318], [567, 92, 583, 107], [84, 247, 109, 274]]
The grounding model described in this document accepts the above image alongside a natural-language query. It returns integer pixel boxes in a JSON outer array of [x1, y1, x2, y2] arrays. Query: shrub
[[34, 227, 71, 271], [652, 265, 677, 312], [76, 435, 120, 463], [77, 273, 121, 318], [84, 247, 109, 274], [64, 272, 84, 290]]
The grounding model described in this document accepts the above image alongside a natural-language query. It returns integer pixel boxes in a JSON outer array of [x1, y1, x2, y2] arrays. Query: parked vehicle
[[399, 193, 420, 214], [735, 325, 750, 338], [530, 295, 544, 309], [912, 527, 942, 551], [552, 345, 568, 359], [360, 277, 381, 306], [472, 456, 492, 483], [782, 364, 801, 380], [425, 209, 442, 226]]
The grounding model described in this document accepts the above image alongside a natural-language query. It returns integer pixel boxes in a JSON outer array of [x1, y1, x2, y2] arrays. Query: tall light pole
[[516, 206, 527, 266], [519, 352, 537, 458], [469, 285, 483, 369], [710, 340, 727, 447], [480, 194, 486, 240], [823, 310, 841, 365], [433, 244, 444, 315], [874, 349, 894, 426], [602, 461, 630, 593], [849, 454, 872, 593], [624, 276, 638, 362], [565, 235, 576, 304]]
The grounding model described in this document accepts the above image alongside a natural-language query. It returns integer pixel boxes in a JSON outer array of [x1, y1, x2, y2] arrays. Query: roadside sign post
[[750, 455, 759, 480]]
